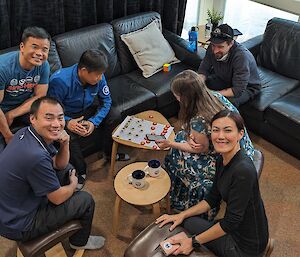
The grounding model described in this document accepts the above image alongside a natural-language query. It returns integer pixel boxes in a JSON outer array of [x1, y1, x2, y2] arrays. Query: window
[[181, 0, 201, 39], [223, 0, 299, 42]]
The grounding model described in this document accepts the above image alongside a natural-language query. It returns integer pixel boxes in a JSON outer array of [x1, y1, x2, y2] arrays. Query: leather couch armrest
[[241, 34, 263, 59], [163, 29, 204, 70]]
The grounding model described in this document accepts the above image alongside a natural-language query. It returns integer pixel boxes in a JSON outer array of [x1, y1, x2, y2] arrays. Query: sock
[[70, 235, 105, 250]]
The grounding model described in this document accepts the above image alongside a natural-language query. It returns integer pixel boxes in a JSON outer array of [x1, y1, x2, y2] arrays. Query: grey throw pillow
[[121, 20, 180, 78]]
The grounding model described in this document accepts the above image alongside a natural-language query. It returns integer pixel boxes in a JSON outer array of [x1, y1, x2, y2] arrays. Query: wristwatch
[[191, 235, 201, 249]]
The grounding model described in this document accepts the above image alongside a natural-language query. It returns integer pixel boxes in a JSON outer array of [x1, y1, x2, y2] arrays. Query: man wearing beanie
[[198, 24, 261, 107]]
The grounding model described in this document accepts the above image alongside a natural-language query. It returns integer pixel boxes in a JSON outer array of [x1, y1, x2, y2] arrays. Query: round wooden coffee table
[[109, 110, 175, 175], [112, 162, 171, 235]]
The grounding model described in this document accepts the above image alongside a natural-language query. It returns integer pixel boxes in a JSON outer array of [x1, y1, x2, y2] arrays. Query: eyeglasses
[[211, 31, 233, 40]]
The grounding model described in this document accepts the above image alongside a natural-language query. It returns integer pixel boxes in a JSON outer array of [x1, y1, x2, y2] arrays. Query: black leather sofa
[[239, 18, 300, 159], [0, 12, 202, 157]]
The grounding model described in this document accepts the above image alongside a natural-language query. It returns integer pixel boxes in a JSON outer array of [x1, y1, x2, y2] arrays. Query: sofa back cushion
[[112, 11, 161, 75], [53, 23, 121, 79], [258, 18, 300, 80]]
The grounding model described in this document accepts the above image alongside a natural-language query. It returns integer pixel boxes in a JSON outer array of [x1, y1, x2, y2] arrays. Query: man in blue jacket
[[48, 49, 128, 190]]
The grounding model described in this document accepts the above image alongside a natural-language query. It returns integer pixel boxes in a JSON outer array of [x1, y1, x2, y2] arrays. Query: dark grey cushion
[[126, 62, 191, 109], [242, 66, 299, 115], [265, 87, 300, 141], [258, 18, 300, 80], [53, 23, 121, 79], [108, 75, 156, 118]]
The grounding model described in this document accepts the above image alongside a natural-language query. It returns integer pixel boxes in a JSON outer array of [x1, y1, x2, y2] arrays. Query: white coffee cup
[[128, 170, 146, 189], [144, 159, 161, 177]]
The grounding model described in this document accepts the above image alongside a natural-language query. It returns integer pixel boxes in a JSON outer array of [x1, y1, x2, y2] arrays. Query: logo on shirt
[[10, 79, 18, 86], [34, 75, 40, 83], [102, 85, 110, 96], [19, 133, 25, 140]]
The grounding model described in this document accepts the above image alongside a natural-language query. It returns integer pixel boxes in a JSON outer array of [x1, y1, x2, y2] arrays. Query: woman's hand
[[155, 139, 171, 149], [155, 213, 185, 231], [188, 137, 203, 150], [171, 237, 193, 255]]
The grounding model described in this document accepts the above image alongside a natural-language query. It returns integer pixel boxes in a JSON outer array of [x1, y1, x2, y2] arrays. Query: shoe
[[70, 235, 105, 250], [76, 174, 86, 191], [116, 153, 130, 161]]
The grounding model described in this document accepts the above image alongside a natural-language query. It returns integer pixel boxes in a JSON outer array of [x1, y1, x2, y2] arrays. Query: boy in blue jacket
[[48, 49, 127, 190]]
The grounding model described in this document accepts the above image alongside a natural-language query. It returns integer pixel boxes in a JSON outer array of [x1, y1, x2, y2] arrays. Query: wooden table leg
[[112, 195, 122, 236], [152, 202, 161, 218], [165, 192, 171, 214], [109, 141, 119, 176]]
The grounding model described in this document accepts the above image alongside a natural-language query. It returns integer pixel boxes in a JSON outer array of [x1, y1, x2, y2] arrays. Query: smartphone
[[159, 232, 188, 256], [146, 134, 166, 141]]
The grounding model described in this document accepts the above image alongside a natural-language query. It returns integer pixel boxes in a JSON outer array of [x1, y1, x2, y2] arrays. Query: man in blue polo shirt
[[0, 96, 105, 250], [48, 49, 129, 190], [0, 26, 50, 152]]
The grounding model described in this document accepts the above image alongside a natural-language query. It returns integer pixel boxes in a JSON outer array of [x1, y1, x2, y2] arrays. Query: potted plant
[[207, 8, 223, 30]]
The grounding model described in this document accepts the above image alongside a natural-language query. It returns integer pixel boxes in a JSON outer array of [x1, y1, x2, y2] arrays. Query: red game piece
[[161, 132, 166, 136], [146, 140, 150, 144], [152, 145, 158, 149], [149, 115, 154, 118], [165, 124, 170, 128], [151, 126, 155, 130], [153, 122, 157, 125], [140, 141, 145, 145]]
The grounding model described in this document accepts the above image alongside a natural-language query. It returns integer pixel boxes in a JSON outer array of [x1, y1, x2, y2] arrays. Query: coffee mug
[[144, 159, 161, 177], [128, 170, 146, 189]]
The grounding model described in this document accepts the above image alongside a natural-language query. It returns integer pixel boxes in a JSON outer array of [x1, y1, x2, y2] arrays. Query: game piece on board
[[153, 122, 157, 125], [165, 124, 170, 128], [140, 141, 145, 145], [152, 145, 158, 149], [149, 115, 154, 118], [146, 140, 150, 144], [151, 126, 155, 130]]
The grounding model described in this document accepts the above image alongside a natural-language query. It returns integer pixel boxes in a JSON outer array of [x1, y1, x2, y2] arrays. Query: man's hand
[[155, 139, 171, 150], [172, 237, 193, 255], [67, 116, 88, 136], [5, 111, 15, 126], [57, 130, 70, 146], [155, 213, 185, 231], [69, 169, 78, 190], [81, 120, 95, 137], [4, 132, 14, 144]]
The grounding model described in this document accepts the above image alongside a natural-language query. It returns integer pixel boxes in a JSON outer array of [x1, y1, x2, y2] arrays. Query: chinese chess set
[[112, 115, 174, 149]]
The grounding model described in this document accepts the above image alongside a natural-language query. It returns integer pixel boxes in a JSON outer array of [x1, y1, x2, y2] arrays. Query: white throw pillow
[[121, 20, 180, 78]]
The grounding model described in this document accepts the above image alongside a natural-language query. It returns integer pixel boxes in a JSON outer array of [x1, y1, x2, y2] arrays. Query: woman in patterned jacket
[[156, 70, 254, 220]]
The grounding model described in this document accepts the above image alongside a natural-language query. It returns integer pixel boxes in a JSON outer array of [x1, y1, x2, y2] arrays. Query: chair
[[124, 221, 275, 257], [253, 149, 264, 178], [124, 222, 216, 257], [17, 220, 84, 257]]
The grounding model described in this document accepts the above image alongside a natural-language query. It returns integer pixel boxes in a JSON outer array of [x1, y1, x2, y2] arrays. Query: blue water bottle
[[188, 26, 198, 52]]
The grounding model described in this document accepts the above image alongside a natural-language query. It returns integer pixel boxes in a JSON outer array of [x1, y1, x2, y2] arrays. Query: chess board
[[112, 116, 174, 149]]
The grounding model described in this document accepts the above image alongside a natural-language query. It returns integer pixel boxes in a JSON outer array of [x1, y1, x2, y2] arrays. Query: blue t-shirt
[[48, 64, 112, 126], [0, 51, 50, 113], [0, 126, 60, 240]]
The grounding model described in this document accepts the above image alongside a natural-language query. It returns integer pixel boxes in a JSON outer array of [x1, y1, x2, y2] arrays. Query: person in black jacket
[[156, 110, 269, 257]]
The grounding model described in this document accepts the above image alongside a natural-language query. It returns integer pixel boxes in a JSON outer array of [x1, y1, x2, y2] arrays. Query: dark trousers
[[183, 216, 264, 257], [206, 75, 252, 107], [67, 104, 121, 175], [21, 165, 95, 246]]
